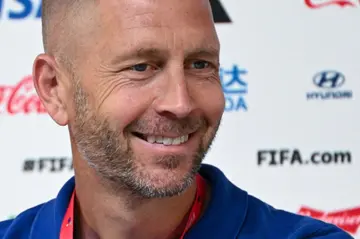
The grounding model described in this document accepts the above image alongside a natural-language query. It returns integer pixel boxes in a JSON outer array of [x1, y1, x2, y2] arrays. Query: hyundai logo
[[313, 70, 345, 89]]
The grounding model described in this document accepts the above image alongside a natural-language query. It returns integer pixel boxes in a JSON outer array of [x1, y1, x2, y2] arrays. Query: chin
[[143, 155, 195, 179], [130, 158, 199, 198]]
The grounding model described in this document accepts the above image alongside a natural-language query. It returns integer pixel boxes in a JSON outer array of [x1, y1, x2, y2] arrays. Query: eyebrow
[[185, 47, 220, 59], [110, 48, 167, 65], [110, 46, 219, 65]]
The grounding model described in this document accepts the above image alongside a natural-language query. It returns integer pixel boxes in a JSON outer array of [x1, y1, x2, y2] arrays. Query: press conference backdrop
[[0, 0, 359, 237]]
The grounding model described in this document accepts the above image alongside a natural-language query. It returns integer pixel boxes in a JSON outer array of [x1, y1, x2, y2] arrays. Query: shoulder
[[244, 195, 354, 239], [0, 177, 74, 238], [0, 219, 13, 238], [0, 201, 53, 238]]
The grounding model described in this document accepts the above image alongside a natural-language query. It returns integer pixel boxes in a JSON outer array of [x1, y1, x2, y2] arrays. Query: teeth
[[145, 135, 189, 145], [155, 136, 163, 143], [162, 137, 172, 145], [146, 135, 156, 144], [172, 137, 181, 145]]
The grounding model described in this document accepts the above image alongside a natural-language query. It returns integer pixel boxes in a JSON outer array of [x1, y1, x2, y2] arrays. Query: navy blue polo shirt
[[0, 164, 353, 238]]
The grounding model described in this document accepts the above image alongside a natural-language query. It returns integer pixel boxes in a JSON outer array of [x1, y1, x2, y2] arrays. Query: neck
[[73, 164, 200, 239]]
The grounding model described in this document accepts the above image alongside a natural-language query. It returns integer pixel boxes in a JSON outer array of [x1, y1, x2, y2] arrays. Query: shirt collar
[[30, 164, 248, 239]]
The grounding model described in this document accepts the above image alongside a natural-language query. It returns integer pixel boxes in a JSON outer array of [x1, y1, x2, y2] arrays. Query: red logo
[[298, 206, 360, 234], [305, 0, 359, 8], [0, 76, 46, 115]]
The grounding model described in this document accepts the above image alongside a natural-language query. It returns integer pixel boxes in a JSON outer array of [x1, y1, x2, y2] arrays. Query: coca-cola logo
[[0, 76, 46, 115], [298, 206, 360, 235], [305, 0, 360, 8]]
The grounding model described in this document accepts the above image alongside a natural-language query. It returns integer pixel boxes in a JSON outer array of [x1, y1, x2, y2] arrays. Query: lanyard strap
[[60, 191, 75, 239], [179, 174, 206, 239], [60, 174, 206, 239]]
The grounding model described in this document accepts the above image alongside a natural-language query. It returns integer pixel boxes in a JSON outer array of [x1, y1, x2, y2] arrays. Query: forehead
[[95, 0, 219, 56], [100, 0, 213, 26]]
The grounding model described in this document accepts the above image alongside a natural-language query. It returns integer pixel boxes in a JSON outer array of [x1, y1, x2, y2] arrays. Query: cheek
[[194, 84, 225, 124], [99, 90, 153, 130]]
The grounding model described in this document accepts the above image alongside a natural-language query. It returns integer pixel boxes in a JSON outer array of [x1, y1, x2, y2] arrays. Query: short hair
[[41, 0, 86, 55], [41, 0, 97, 74]]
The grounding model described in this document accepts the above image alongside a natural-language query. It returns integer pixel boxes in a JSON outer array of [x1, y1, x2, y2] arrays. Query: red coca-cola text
[[305, 0, 358, 8], [0, 76, 46, 115]]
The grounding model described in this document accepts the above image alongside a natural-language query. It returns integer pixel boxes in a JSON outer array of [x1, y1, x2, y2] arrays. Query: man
[[0, 0, 353, 238]]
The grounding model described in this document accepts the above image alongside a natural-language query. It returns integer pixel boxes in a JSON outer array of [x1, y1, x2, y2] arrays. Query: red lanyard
[[60, 174, 206, 239], [60, 190, 75, 239]]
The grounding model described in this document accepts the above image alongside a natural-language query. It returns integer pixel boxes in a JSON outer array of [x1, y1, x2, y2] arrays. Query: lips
[[132, 132, 190, 146]]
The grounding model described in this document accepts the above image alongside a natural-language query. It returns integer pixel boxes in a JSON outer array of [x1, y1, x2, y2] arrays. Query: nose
[[154, 69, 195, 119]]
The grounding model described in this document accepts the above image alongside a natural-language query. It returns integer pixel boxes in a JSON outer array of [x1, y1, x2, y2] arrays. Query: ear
[[32, 54, 69, 126]]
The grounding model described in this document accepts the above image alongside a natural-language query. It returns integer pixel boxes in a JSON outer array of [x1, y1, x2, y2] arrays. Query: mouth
[[132, 132, 191, 146]]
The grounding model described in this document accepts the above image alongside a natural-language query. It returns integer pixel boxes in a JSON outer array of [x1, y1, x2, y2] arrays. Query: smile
[[133, 133, 190, 146]]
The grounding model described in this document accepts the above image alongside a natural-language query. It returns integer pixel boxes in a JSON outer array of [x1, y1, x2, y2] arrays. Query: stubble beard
[[70, 81, 220, 199]]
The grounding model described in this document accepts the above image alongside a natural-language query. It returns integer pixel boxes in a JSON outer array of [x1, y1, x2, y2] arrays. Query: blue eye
[[131, 64, 149, 72], [192, 61, 209, 69]]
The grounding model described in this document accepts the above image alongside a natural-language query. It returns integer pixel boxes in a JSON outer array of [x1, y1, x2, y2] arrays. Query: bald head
[[41, 0, 217, 73], [41, 0, 216, 53]]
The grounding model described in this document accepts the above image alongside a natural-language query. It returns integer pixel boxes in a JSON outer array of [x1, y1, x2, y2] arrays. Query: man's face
[[69, 0, 225, 198]]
